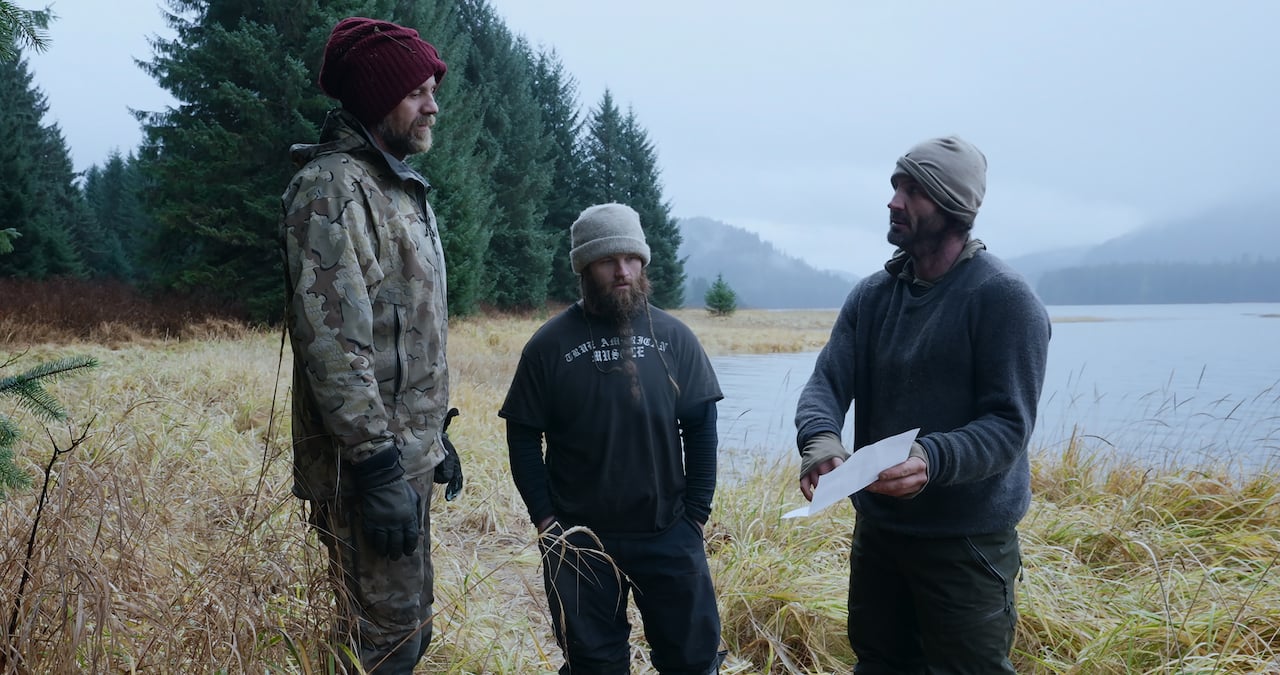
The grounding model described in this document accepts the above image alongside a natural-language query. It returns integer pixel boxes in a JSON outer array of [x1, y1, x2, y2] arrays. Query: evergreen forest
[[1036, 259, 1280, 305], [0, 0, 686, 322]]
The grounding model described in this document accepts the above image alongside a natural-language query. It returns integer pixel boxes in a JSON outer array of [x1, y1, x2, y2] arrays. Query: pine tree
[[580, 90, 628, 200], [0, 54, 84, 279], [40, 127, 102, 275], [0, 7, 97, 501], [137, 0, 349, 321], [0, 354, 97, 499], [0, 1, 49, 61], [83, 152, 153, 282], [620, 107, 683, 308], [392, 0, 499, 316], [456, 0, 554, 309], [580, 91, 685, 307], [72, 189, 130, 280], [531, 48, 587, 303], [34, 113, 91, 275], [703, 273, 737, 317], [414, 79, 499, 316]]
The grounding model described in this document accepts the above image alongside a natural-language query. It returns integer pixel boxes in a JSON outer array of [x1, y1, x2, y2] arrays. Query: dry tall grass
[[0, 277, 249, 346], [1, 309, 1278, 673]]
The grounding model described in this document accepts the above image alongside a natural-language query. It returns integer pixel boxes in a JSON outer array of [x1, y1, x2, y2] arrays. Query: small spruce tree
[[0, 355, 98, 498], [0, 8, 98, 500], [704, 273, 738, 317]]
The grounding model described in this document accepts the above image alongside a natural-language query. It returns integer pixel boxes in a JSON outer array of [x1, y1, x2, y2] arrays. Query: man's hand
[[798, 431, 850, 501], [350, 445, 420, 560], [866, 455, 928, 498], [799, 456, 844, 502]]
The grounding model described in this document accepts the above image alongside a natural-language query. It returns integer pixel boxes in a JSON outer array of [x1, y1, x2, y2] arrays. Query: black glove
[[350, 445, 420, 560], [433, 407, 464, 501]]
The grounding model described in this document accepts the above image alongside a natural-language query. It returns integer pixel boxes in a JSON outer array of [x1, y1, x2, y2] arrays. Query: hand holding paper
[[784, 428, 920, 519]]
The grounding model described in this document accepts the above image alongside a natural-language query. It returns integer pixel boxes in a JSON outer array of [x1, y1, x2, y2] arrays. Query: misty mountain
[[1087, 202, 1276, 265], [678, 217, 855, 309], [1006, 198, 1280, 304], [1004, 245, 1092, 288]]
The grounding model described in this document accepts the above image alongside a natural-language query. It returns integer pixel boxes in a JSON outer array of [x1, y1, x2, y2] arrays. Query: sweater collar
[[884, 238, 987, 289]]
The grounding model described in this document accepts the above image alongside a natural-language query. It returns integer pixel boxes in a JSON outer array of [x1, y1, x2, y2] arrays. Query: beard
[[582, 269, 651, 403], [376, 113, 435, 158], [887, 208, 953, 257], [582, 269, 651, 327]]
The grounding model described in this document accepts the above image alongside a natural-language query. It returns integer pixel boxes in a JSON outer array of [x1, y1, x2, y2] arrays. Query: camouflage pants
[[310, 474, 435, 674]]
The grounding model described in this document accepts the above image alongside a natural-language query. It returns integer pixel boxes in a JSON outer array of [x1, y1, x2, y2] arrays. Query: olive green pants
[[847, 519, 1021, 675]]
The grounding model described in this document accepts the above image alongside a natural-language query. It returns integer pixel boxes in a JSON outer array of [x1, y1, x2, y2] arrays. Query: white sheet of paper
[[783, 428, 920, 519]]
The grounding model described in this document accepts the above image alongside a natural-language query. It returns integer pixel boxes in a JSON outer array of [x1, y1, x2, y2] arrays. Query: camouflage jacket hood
[[281, 109, 449, 500]]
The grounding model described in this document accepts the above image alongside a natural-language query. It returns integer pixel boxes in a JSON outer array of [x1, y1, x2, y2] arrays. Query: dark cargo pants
[[540, 515, 723, 674], [847, 519, 1021, 675], [311, 474, 435, 674]]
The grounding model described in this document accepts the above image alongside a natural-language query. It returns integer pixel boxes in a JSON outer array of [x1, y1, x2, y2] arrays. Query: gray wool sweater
[[795, 248, 1051, 537]]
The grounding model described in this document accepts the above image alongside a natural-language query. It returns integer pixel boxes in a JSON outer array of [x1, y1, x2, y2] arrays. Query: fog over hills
[[678, 199, 1278, 309], [1006, 199, 1280, 304], [1010, 200, 1278, 282], [678, 217, 855, 309], [1089, 204, 1274, 265]]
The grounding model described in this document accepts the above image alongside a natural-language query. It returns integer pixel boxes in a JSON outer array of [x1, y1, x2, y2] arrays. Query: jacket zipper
[[393, 305, 407, 409]]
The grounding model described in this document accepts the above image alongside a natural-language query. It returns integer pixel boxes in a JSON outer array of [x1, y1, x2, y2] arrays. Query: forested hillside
[[0, 0, 685, 320], [1009, 199, 1280, 304], [1037, 259, 1280, 305], [679, 217, 854, 309]]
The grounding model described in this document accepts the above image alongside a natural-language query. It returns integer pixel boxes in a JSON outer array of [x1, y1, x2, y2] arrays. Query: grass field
[[1, 307, 1278, 673]]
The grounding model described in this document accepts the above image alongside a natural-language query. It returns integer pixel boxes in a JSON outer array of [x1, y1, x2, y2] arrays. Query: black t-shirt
[[499, 303, 722, 533]]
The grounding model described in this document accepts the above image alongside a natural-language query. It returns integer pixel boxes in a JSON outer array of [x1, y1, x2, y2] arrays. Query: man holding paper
[[795, 136, 1051, 674]]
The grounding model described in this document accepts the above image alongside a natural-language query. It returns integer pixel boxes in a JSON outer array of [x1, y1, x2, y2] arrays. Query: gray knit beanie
[[569, 203, 651, 274], [892, 136, 987, 224]]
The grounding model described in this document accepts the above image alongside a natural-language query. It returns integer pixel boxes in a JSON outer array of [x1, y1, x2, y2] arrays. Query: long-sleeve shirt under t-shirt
[[500, 303, 723, 534]]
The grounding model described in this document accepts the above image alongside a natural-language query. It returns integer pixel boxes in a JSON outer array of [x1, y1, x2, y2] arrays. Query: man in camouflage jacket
[[280, 17, 451, 673]]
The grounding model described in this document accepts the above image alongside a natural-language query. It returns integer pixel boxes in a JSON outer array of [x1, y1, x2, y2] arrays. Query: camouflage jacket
[[281, 109, 449, 500]]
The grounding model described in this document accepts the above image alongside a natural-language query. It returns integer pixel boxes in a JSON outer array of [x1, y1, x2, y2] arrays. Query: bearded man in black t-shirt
[[500, 202, 726, 675]]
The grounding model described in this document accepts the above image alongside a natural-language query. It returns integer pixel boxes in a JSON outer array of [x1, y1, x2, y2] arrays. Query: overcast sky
[[25, 0, 1279, 277]]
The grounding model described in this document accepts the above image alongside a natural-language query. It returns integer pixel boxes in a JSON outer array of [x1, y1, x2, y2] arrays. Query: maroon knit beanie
[[319, 17, 447, 127]]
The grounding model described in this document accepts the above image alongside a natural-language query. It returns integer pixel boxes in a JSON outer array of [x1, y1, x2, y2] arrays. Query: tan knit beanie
[[892, 136, 988, 224], [569, 203, 651, 274]]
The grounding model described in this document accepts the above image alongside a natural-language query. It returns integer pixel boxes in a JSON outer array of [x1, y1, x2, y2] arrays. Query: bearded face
[[581, 257, 651, 403], [888, 207, 951, 254], [887, 176, 966, 258], [376, 111, 435, 158], [373, 76, 439, 159], [581, 261, 651, 326]]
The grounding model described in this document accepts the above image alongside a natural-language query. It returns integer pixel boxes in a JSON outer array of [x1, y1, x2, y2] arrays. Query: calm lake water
[[712, 303, 1280, 473]]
